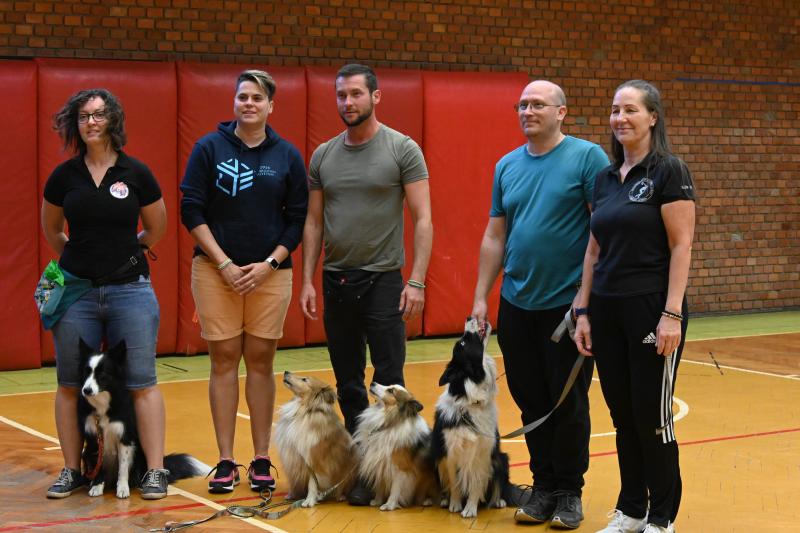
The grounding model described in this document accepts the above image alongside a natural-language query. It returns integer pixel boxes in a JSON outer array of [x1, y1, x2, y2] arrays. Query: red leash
[[83, 416, 104, 480]]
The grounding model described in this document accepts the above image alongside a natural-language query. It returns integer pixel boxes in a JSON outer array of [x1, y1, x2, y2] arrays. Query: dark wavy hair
[[610, 80, 672, 166], [53, 88, 126, 154], [336, 63, 378, 93]]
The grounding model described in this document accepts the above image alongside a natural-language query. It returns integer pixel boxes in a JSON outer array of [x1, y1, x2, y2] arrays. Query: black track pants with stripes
[[589, 292, 687, 527]]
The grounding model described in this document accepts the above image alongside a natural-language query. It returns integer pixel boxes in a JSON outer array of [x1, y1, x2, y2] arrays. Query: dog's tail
[[164, 453, 211, 482]]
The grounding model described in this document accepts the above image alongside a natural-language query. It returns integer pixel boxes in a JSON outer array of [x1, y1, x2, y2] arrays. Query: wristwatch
[[265, 256, 279, 270], [573, 307, 589, 318]]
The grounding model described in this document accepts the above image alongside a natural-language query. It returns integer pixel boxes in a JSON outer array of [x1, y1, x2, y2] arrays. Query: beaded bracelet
[[661, 309, 684, 321], [407, 279, 426, 289], [216, 258, 233, 271]]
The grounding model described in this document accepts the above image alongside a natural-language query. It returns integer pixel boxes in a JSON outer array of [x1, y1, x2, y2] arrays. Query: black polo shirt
[[43, 151, 162, 282], [590, 153, 695, 297]]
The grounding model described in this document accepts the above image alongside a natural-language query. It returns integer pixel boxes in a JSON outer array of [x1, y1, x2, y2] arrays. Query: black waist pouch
[[323, 269, 382, 303]]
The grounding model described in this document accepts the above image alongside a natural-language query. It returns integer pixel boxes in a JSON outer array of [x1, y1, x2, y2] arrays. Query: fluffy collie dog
[[274, 371, 356, 507], [353, 383, 438, 511], [78, 340, 208, 499], [431, 318, 509, 518]]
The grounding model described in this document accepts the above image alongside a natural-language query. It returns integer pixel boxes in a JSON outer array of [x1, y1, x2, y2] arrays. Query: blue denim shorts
[[51, 276, 160, 389]]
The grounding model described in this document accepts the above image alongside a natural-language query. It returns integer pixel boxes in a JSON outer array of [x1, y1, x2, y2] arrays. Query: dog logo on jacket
[[353, 383, 439, 511], [78, 339, 208, 498], [274, 371, 356, 507], [431, 318, 509, 518]]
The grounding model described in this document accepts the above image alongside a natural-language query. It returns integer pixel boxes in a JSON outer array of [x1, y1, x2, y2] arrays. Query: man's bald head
[[523, 80, 566, 106]]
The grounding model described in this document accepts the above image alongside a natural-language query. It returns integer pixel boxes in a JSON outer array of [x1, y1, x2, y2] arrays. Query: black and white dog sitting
[[78, 339, 207, 498], [431, 318, 509, 518]]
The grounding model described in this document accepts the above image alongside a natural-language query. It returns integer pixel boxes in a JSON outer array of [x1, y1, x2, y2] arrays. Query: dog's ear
[[439, 365, 457, 386], [108, 340, 127, 361], [411, 399, 424, 413], [78, 338, 95, 358], [320, 386, 337, 405]]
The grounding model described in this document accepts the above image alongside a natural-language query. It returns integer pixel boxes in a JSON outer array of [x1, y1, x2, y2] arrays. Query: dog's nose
[[82, 387, 93, 396]]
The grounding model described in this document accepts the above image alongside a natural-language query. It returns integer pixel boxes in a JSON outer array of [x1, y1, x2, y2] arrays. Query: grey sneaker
[[643, 523, 675, 533], [346, 477, 374, 506], [140, 468, 170, 500], [550, 490, 583, 529], [513, 487, 556, 523], [46, 467, 87, 498]]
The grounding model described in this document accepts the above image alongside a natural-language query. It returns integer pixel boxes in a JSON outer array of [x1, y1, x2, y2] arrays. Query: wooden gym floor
[[0, 311, 798, 532]]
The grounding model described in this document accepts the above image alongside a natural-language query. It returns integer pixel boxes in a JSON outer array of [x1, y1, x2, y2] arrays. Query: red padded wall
[[36, 59, 178, 361], [0, 61, 41, 370], [304, 67, 424, 343], [422, 71, 529, 336], [175, 63, 307, 354]]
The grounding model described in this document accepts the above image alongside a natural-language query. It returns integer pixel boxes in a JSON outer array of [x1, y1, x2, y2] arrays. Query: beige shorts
[[191, 255, 292, 341]]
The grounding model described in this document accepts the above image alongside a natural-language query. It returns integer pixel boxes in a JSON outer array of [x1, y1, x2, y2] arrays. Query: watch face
[[268, 257, 279, 269]]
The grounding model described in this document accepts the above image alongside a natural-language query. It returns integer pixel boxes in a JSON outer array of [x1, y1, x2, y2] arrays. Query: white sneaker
[[595, 509, 648, 533], [643, 524, 675, 533]]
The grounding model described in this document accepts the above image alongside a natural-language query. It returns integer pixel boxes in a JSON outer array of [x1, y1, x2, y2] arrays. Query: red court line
[[510, 426, 800, 468], [0, 491, 288, 532]]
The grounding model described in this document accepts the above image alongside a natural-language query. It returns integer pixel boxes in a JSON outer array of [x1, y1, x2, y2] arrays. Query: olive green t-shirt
[[308, 124, 428, 271]]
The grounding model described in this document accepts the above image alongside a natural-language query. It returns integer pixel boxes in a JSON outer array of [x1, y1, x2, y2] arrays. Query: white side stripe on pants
[[657, 349, 678, 444]]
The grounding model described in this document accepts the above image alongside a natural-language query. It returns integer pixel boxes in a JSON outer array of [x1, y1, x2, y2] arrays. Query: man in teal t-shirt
[[472, 80, 609, 529]]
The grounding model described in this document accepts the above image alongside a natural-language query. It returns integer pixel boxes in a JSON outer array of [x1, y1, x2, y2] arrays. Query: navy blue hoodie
[[180, 121, 308, 267]]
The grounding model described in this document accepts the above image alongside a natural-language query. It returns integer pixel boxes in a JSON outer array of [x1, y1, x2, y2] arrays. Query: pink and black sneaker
[[206, 459, 241, 493], [247, 455, 277, 491]]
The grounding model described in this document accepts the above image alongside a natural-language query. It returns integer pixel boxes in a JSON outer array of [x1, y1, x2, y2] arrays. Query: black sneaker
[[247, 456, 276, 491], [513, 487, 556, 523], [504, 483, 534, 507], [46, 467, 87, 499], [206, 459, 242, 494], [550, 490, 584, 529], [141, 468, 170, 500], [346, 477, 374, 506]]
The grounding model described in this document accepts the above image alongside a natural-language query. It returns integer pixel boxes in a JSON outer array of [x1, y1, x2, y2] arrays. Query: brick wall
[[2, 0, 798, 314]]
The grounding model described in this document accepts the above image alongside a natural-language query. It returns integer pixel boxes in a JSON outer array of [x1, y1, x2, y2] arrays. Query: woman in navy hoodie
[[180, 70, 308, 494]]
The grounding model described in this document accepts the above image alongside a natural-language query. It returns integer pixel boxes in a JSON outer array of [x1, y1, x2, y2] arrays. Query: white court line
[[501, 395, 690, 443], [168, 486, 289, 532], [683, 359, 800, 381], [237, 412, 250, 420], [0, 415, 60, 444], [0, 415, 289, 533]]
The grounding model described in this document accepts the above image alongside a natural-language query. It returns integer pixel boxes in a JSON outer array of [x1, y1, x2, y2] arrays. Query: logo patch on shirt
[[109, 181, 129, 199], [216, 158, 254, 197], [642, 332, 657, 344], [628, 177, 654, 202]]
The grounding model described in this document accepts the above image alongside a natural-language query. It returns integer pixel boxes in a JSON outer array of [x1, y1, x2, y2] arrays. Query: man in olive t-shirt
[[299, 64, 433, 445]]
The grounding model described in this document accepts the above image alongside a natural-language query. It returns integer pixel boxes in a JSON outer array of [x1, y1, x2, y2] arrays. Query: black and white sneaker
[[550, 490, 583, 529], [141, 468, 170, 500], [46, 467, 87, 499]]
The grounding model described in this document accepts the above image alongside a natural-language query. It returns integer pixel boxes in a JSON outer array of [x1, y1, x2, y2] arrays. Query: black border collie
[[78, 339, 207, 498], [431, 318, 509, 518]]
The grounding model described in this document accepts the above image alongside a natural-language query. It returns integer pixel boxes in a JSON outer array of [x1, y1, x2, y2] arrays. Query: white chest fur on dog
[[353, 383, 438, 511]]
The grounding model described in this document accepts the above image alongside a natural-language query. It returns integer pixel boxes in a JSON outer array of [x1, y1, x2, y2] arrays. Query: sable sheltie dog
[[274, 371, 357, 507], [78, 340, 208, 499], [353, 383, 439, 511], [431, 318, 509, 518]]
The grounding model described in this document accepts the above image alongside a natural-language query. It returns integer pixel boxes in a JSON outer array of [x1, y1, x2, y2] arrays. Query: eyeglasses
[[78, 110, 108, 124], [514, 101, 562, 112]]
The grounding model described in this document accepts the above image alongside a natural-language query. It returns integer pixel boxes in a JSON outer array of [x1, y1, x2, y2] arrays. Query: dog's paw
[[116, 484, 130, 499], [492, 498, 507, 509], [440, 497, 449, 508], [369, 498, 382, 507], [448, 500, 463, 513], [88, 483, 104, 497], [301, 497, 317, 508], [422, 497, 433, 507], [379, 502, 400, 511], [461, 504, 478, 518]]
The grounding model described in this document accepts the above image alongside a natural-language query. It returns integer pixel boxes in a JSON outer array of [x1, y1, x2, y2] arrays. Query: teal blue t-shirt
[[491, 136, 609, 310]]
